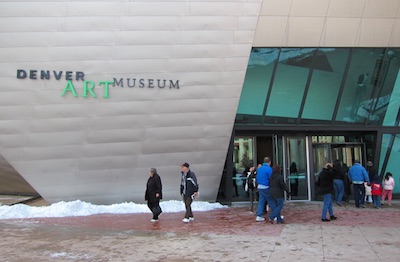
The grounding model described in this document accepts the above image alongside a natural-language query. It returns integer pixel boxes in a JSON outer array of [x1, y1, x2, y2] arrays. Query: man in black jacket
[[180, 162, 199, 223], [317, 163, 337, 222], [145, 167, 162, 222]]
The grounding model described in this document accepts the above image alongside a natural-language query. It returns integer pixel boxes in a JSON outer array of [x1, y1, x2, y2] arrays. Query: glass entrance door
[[313, 142, 366, 199], [286, 137, 310, 201]]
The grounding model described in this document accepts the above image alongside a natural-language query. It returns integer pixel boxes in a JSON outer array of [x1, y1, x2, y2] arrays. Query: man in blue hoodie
[[255, 157, 273, 222], [348, 160, 370, 208]]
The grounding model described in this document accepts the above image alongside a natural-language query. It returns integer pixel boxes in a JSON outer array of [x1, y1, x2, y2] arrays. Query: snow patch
[[0, 200, 227, 220]]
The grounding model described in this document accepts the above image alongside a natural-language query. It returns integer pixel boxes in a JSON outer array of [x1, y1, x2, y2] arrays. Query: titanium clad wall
[[0, 1, 262, 204], [254, 0, 400, 47]]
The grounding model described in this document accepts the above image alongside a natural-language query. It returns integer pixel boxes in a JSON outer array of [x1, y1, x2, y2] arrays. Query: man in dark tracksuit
[[180, 162, 199, 223], [145, 167, 162, 222]]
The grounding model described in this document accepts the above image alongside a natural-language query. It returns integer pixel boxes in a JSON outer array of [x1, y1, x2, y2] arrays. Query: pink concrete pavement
[[23, 201, 400, 234], [1, 201, 400, 261]]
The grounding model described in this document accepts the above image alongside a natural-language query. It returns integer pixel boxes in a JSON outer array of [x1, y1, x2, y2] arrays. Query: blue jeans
[[322, 193, 334, 220], [333, 179, 344, 204], [257, 188, 271, 217], [353, 183, 365, 207], [269, 198, 284, 222], [373, 195, 381, 208]]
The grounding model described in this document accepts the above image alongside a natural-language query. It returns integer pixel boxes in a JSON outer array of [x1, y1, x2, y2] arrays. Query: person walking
[[255, 157, 273, 222], [268, 164, 290, 224], [348, 160, 370, 208], [145, 167, 163, 222], [382, 172, 395, 206], [332, 160, 345, 206], [371, 174, 383, 209], [318, 163, 337, 222], [180, 162, 198, 223]]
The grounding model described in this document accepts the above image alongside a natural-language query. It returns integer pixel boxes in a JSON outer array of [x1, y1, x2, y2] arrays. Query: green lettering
[[99, 81, 113, 98], [61, 81, 78, 97], [83, 80, 96, 98]]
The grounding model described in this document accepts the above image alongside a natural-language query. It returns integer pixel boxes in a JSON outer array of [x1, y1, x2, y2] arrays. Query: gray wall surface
[[0, 0, 262, 204]]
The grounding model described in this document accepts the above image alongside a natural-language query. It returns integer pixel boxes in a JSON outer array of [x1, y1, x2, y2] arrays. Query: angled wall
[[0, 1, 262, 204]]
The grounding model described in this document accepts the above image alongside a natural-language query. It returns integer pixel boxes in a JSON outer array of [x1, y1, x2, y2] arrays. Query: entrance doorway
[[313, 142, 366, 199], [285, 137, 310, 201], [217, 133, 371, 203]]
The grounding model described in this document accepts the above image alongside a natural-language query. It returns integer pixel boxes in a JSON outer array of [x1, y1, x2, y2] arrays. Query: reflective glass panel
[[265, 48, 314, 121], [367, 48, 400, 126], [382, 49, 400, 126], [335, 48, 385, 124], [232, 137, 255, 200], [236, 48, 279, 124], [379, 134, 400, 194], [287, 137, 309, 200], [301, 48, 349, 122]]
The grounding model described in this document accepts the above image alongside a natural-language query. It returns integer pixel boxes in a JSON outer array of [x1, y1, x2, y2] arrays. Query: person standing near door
[[180, 162, 198, 223], [145, 167, 163, 222], [332, 160, 345, 206], [255, 157, 273, 222], [348, 160, 370, 208], [318, 163, 337, 222], [268, 164, 290, 224]]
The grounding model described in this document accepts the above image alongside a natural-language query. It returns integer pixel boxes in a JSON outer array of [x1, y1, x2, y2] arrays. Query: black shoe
[[336, 202, 342, 206], [321, 219, 330, 222], [330, 216, 337, 220], [361, 205, 366, 208]]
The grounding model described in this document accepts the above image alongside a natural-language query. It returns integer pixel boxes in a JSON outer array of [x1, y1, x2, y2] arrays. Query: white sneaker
[[150, 219, 158, 222], [256, 216, 265, 222], [182, 218, 190, 223], [189, 217, 195, 221]]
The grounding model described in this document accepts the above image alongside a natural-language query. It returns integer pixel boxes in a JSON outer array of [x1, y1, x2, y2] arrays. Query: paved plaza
[[0, 201, 399, 262]]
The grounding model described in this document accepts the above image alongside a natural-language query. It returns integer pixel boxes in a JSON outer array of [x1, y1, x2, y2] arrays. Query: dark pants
[[183, 195, 193, 219], [353, 183, 365, 207], [147, 199, 162, 219]]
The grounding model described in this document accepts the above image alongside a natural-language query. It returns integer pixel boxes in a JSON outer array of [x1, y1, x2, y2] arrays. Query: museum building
[[1, 0, 399, 204]]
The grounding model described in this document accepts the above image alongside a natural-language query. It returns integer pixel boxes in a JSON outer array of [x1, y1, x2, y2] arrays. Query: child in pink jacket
[[382, 172, 395, 206]]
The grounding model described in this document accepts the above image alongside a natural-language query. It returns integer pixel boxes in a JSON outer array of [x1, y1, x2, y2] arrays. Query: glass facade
[[236, 47, 400, 126], [379, 134, 400, 194], [235, 47, 400, 197]]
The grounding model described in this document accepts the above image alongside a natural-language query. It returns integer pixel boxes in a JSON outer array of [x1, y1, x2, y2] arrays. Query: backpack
[[246, 172, 257, 191]]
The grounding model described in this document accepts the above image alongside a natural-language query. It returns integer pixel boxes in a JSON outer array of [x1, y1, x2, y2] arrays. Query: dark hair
[[272, 164, 281, 173], [385, 172, 392, 181], [333, 160, 341, 167]]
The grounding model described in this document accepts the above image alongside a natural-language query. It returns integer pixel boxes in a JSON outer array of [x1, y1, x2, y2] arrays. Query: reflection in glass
[[236, 47, 400, 127], [236, 48, 279, 124], [335, 48, 400, 125], [287, 137, 309, 200], [265, 48, 313, 121], [367, 49, 400, 126], [302, 48, 348, 121], [379, 134, 400, 194], [233, 137, 254, 199]]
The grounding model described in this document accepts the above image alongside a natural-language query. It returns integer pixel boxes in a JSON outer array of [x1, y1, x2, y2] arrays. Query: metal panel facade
[[0, 0, 262, 204]]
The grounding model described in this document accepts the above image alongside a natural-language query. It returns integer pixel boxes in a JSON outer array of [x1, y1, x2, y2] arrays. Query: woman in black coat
[[145, 168, 162, 222], [317, 163, 337, 222], [268, 164, 290, 224]]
